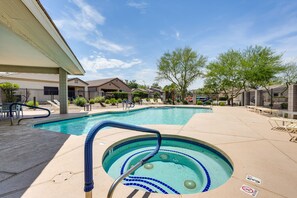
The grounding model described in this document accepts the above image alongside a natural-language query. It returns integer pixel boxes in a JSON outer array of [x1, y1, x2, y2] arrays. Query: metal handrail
[[9, 103, 51, 125], [84, 121, 162, 198]]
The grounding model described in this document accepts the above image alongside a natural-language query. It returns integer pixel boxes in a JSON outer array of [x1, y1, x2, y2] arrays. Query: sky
[[40, 0, 297, 89]]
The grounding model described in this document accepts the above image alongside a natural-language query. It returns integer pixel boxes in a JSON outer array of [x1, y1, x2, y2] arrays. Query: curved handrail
[[84, 121, 162, 198], [9, 103, 51, 125]]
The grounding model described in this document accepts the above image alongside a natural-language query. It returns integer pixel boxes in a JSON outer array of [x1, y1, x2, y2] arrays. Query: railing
[[122, 100, 135, 110], [9, 103, 51, 125], [84, 121, 162, 198]]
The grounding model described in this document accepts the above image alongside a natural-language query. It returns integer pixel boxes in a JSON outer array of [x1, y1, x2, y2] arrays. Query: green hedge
[[196, 101, 203, 105], [112, 92, 128, 99], [26, 100, 39, 107], [74, 97, 87, 107], [110, 98, 117, 105], [94, 96, 105, 103]]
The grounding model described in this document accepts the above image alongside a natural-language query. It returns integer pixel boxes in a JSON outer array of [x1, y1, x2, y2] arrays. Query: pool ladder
[[84, 120, 162, 198]]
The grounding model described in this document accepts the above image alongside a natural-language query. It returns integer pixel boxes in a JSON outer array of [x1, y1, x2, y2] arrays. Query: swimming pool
[[34, 107, 211, 135], [103, 136, 233, 194]]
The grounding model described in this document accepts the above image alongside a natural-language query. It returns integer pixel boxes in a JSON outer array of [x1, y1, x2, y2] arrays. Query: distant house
[[87, 78, 131, 98], [0, 73, 88, 102]]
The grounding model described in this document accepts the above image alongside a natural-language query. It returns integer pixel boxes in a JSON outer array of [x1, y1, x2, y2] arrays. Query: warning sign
[[246, 175, 261, 184], [240, 185, 258, 197]]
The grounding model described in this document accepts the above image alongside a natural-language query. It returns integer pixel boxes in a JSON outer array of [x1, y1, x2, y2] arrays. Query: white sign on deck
[[246, 175, 262, 184], [240, 185, 259, 197]]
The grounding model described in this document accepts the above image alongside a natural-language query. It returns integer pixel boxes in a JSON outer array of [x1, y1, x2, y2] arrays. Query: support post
[[255, 90, 262, 106], [288, 84, 297, 119], [244, 91, 250, 106], [59, 68, 68, 114], [128, 92, 132, 102]]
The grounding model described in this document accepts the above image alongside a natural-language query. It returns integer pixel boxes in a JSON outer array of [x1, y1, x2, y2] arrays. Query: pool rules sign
[[240, 185, 258, 197]]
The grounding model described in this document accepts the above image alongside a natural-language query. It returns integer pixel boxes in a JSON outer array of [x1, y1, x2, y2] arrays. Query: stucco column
[[244, 91, 250, 106], [128, 92, 132, 102], [255, 90, 262, 106], [192, 93, 197, 105], [288, 84, 297, 118], [59, 68, 68, 114]]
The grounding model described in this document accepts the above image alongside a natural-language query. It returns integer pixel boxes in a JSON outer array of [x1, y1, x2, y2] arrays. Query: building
[[87, 78, 131, 98]]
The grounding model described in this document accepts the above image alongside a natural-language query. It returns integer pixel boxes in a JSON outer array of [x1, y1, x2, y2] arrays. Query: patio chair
[[47, 100, 60, 109], [0, 103, 19, 118], [150, 99, 156, 104], [157, 99, 163, 104], [53, 99, 60, 106], [141, 99, 149, 105], [269, 117, 297, 142]]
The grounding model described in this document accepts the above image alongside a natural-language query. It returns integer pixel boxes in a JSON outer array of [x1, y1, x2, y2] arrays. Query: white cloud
[[80, 55, 142, 72], [159, 29, 182, 41], [175, 31, 180, 40], [127, 1, 148, 13], [53, 0, 130, 53]]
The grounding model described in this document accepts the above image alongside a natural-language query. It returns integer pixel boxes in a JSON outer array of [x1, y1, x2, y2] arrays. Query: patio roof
[[0, 0, 85, 75]]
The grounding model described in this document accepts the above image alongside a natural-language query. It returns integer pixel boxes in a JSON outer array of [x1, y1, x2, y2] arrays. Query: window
[[44, 87, 59, 95]]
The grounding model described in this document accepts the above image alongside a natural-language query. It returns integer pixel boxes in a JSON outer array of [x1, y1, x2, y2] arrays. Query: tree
[[156, 47, 207, 100], [205, 49, 244, 105], [0, 82, 20, 102], [151, 82, 162, 89], [163, 83, 177, 104], [278, 62, 297, 94], [125, 80, 138, 89], [242, 45, 284, 107]]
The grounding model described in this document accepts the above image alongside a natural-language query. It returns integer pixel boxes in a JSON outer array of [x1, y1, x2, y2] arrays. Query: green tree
[[278, 62, 297, 94], [151, 82, 162, 89], [163, 83, 177, 104], [0, 82, 20, 102], [205, 49, 244, 105], [156, 47, 207, 100], [242, 45, 284, 107], [125, 80, 138, 89]]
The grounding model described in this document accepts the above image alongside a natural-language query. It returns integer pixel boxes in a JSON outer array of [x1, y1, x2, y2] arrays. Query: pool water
[[34, 107, 211, 135], [103, 137, 233, 194]]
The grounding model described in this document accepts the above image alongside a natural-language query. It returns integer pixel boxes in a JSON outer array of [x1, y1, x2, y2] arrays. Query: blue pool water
[[34, 107, 211, 135], [103, 137, 233, 194]]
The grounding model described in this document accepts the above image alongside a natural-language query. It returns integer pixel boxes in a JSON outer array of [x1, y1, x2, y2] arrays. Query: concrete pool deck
[[0, 106, 296, 198]]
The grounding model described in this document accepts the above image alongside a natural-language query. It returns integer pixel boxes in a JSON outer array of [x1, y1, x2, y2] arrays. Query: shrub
[[146, 98, 150, 102], [94, 96, 105, 103], [0, 82, 20, 102], [183, 100, 188, 105], [134, 96, 140, 103], [176, 99, 181, 103], [117, 98, 122, 103], [26, 100, 39, 107], [133, 91, 148, 99], [196, 101, 203, 105], [110, 98, 117, 105], [105, 99, 110, 104], [281, 103, 288, 109], [219, 102, 226, 106], [73, 97, 87, 107], [112, 92, 128, 99], [204, 100, 212, 105], [89, 99, 95, 104], [219, 96, 228, 101]]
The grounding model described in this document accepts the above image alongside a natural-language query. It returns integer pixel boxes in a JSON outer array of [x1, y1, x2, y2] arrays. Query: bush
[[117, 98, 123, 103], [134, 96, 140, 103], [281, 103, 288, 109], [105, 99, 110, 104], [204, 100, 212, 105], [89, 99, 95, 104], [133, 91, 148, 99], [110, 98, 117, 105], [73, 97, 87, 107], [176, 99, 181, 103], [26, 100, 39, 107], [219, 96, 228, 101], [94, 96, 105, 103], [146, 98, 150, 102], [196, 101, 203, 105], [112, 92, 128, 99], [183, 100, 188, 105], [219, 102, 226, 106]]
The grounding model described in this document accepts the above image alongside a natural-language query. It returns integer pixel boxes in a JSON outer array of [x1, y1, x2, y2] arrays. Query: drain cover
[[52, 171, 73, 183]]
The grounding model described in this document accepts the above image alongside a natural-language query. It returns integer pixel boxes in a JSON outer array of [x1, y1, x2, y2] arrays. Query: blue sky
[[40, 0, 297, 88]]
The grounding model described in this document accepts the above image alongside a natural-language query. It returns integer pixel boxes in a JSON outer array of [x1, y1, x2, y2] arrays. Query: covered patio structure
[[0, 0, 85, 114]]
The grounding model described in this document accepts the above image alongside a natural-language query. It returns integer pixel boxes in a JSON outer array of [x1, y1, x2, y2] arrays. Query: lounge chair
[[141, 99, 149, 105], [47, 100, 60, 109], [269, 117, 297, 142], [149, 99, 156, 104], [157, 99, 163, 104], [53, 99, 60, 106]]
